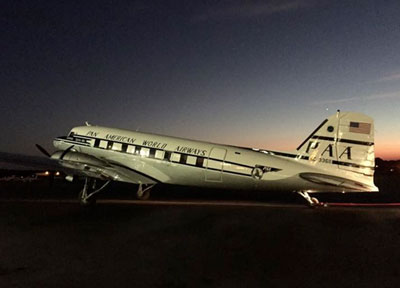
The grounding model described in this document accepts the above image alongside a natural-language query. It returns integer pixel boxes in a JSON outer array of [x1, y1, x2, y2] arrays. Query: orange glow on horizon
[[375, 142, 400, 160]]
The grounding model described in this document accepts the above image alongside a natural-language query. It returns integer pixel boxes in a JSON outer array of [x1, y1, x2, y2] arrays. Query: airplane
[[34, 110, 378, 206]]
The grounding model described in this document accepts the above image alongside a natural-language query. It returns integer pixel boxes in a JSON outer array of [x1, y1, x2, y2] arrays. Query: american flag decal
[[349, 121, 371, 134]]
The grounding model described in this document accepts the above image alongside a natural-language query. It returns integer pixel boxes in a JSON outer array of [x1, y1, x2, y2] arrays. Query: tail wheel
[[311, 197, 320, 204]]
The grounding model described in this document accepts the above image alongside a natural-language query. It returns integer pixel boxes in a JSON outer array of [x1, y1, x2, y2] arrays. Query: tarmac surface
[[1, 195, 400, 288]]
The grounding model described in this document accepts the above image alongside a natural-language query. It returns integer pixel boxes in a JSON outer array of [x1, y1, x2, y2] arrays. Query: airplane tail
[[296, 111, 377, 191]]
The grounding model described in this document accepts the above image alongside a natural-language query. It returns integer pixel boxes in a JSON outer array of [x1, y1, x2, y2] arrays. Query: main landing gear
[[78, 178, 156, 205], [136, 183, 155, 200], [297, 191, 326, 207], [79, 178, 111, 206]]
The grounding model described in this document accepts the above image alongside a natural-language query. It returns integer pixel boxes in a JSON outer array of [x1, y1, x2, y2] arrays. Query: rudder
[[296, 111, 375, 177]]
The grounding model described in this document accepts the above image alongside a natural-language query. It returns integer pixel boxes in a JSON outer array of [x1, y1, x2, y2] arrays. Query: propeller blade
[[35, 144, 51, 157], [60, 145, 75, 160]]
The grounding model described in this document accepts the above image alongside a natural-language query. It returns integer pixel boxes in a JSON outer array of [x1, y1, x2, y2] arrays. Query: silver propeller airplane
[[35, 111, 377, 206]]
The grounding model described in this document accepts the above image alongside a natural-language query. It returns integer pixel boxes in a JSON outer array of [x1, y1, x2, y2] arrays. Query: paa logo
[[306, 142, 352, 160]]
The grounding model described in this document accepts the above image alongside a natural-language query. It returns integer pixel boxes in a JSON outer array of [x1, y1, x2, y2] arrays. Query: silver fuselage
[[53, 125, 377, 193]]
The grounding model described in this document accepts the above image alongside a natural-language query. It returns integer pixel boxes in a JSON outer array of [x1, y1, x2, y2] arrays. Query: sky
[[1, 0, 400, 160]]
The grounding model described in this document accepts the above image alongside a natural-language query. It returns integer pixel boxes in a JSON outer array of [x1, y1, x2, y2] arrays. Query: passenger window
[[140, 148, 150, 157], [187, 156, 197, 165], [127, 145, 135, 154], [99, 140, 108, 149], [170, 153, 181, 162], [155, 150, 165, 159], [112, 143, 122, 151]]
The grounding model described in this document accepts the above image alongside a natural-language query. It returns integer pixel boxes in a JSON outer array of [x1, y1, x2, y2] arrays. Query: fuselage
[[53, 125, 377, 193]]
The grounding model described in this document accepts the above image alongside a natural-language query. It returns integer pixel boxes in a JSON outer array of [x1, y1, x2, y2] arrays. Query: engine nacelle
[[51, 151, 108, 167]]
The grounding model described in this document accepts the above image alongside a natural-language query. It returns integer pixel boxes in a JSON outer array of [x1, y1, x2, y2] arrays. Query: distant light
[[45, 171, 50, 176], [55, 171, 60, 176]]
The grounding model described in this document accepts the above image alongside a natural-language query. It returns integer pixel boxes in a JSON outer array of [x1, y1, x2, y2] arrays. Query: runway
[[1, 197, 400, 288], [0, 198, 306, 208], [2, 198, 400, 208]]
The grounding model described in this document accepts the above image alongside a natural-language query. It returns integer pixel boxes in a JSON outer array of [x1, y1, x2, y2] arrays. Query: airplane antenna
[[85, 121, 91, 126]]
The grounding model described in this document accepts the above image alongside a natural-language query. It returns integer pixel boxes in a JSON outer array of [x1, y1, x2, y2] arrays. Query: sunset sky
[[1, 0, 400, 159]]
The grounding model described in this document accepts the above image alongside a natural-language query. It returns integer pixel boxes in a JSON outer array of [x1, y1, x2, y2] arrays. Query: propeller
[[60, 145, 75, 160], [35, 144, 51, 157], [35, 144, 74, 160], [35, 144, 75, 186]]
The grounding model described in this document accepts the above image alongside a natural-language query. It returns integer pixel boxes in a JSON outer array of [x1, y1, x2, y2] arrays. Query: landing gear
[[79, 178, 111, 206], [297, 191, 326, 207], [136, 183, 155, 200]]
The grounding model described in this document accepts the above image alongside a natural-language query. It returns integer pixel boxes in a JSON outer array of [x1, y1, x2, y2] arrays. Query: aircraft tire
[[136, 189, 150, 200], [311, 197, 319, 204], [78, 189, 97, 207]]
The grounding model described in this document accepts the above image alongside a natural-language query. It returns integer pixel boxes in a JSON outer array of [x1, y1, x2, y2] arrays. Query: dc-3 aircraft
[[36, 111, 378, 206]]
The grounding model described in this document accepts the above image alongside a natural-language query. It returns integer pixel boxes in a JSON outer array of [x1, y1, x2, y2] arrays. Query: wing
[[58, 152, 158, 184], [0, 151, 157, 185]]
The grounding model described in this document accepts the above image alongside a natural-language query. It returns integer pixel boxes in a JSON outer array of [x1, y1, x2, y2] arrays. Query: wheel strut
[[297, 191, 324, 207], [79, 178, 111, 206], [136, 183, 155, 200]]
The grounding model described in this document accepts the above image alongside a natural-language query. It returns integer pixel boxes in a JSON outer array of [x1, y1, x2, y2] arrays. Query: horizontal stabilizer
[[300, 173, 377, 192]]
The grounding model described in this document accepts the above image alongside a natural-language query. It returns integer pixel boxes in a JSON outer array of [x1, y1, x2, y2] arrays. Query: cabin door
[[205, 147, 227, 182]]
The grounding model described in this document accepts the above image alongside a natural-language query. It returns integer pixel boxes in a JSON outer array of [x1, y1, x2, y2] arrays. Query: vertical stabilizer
[[296, 111, 375, 178]]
